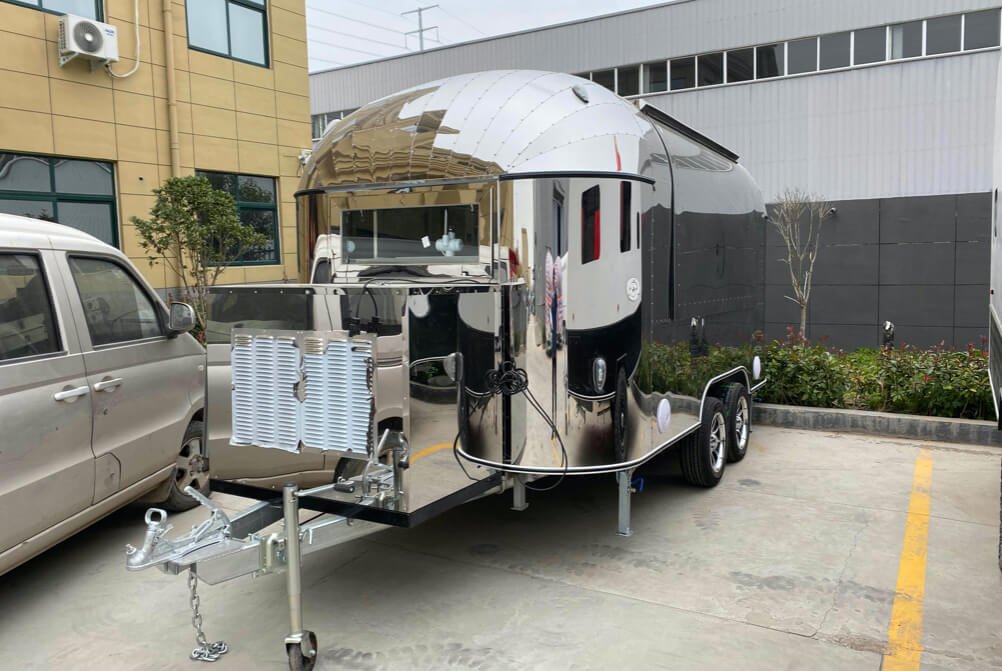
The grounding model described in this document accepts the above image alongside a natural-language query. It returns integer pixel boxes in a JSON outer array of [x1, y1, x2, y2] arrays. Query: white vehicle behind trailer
[[125, 71, 769, 670]]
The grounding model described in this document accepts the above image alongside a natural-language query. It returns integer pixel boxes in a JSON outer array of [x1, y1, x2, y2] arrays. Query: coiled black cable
[[452, 360, 570, 492]]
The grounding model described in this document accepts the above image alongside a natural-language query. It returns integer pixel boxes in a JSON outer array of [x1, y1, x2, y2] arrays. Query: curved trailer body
[[126, 71, 767, 668]]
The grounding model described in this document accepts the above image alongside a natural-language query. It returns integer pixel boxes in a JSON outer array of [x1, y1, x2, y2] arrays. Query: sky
[[305, 0, 672, 72]]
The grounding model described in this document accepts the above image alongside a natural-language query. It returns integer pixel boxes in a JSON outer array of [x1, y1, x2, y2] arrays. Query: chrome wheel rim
[[735, 396, 749, 453], [710, 411, 727, 473], [175, 437, 203, 491]]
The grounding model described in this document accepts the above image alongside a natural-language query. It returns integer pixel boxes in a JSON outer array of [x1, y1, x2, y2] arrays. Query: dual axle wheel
[[681, 382, 751, 487]]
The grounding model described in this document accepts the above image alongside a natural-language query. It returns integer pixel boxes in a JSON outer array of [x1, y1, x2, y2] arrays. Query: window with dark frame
[[581, 186, 600, 265], [196, 170, 280, 265], [619, 182, 631, 253], [670, 57, 695, 90], [926, 14, 962, 55], [756, 44, 783, 78], [820, 31, 851, 69], [0, 153, 117, 247], [787, 37, 818, 74], [698, 52, 724, 86], [727, 48, 754, 82], [186, 0, 268, 67], [1, 0, 100, 19], [965, 9, 1001, 50]]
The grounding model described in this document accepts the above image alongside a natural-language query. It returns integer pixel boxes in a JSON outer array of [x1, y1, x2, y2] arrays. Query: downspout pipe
[[162, 0, 181, 177]]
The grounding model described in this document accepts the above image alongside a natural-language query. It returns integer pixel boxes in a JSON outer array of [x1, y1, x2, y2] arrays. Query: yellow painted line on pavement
[[883, 447, 934, 671], [410, 442, 453, 463]]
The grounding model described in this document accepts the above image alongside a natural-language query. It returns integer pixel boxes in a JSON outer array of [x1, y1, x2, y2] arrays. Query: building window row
[[575, 8, 1001, 96], [311, 109, 358, 141], [0, 154, 282, 267]]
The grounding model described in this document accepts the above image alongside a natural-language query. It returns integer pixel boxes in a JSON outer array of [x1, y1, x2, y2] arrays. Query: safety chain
[[187, 569, 229, 663]]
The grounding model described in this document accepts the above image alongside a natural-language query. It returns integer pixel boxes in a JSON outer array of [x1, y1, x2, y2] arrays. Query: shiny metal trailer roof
[[302, 70, 678, 190]]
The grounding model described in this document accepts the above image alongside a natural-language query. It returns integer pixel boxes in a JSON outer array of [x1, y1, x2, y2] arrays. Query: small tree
[[771, 188, 834, 342], [131, 176, 267, 328]]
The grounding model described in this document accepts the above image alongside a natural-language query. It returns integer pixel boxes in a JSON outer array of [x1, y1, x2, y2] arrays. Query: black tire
[[681, 397, 727, 488], [159, 420, 210, 512], [287, 631, 318, 671], [722, 383, 751, 463], [612, 368, 629, 462]]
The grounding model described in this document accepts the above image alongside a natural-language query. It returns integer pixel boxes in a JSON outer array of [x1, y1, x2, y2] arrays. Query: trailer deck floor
[[1, 425, 1000, 670]]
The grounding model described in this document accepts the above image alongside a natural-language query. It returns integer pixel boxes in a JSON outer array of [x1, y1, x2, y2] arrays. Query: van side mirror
[[168, 302, 197, 336]]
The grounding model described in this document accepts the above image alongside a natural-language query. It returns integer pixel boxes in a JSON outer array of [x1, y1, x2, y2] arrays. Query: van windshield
[[342, 204, 478, 264]]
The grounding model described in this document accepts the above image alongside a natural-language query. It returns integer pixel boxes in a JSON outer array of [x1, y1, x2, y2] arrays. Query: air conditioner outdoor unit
[[58, 14, 119, 68]]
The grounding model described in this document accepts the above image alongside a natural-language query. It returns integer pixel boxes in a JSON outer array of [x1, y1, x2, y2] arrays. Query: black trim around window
[[66, 253, 168, 348], [185, 0, 269, 68], [0, 251, 65, 364], [1, 0, 101, 20]]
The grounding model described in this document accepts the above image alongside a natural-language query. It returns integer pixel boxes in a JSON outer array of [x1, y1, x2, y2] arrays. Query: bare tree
[[771, 188, 834, 342]]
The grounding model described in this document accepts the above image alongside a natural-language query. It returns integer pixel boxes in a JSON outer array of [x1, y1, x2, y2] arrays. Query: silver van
[[0, 215, 206, 575]]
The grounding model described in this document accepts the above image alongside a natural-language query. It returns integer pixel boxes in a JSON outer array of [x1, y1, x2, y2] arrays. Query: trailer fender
[[699, 367, 751, 420]]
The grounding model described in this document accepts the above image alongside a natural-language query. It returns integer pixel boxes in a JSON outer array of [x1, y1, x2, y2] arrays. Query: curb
[[753, 403, 1002, 447]]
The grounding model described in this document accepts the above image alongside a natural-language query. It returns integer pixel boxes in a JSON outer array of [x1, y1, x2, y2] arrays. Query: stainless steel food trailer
[[126, 70, 768, 669]]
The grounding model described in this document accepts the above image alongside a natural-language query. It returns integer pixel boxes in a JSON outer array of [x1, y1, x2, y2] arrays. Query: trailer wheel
[[287, 630, 318, 671], [681, 398, 727, 487], [612, 368, 629, 462], [722, 383, 751, 463]]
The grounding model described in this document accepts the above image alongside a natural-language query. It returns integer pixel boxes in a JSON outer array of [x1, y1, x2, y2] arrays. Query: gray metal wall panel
[[310, 0, 1000, 112], [646, 52, 998, 200]]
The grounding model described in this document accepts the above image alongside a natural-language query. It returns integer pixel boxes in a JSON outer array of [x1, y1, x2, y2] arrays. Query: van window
[[581, 185, 601, 264], [68, 257, 163, 346], [0, 253, 61, 362]]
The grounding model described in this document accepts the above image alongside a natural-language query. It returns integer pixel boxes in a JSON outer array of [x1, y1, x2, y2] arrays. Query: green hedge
[[644, 338, 993, 420]]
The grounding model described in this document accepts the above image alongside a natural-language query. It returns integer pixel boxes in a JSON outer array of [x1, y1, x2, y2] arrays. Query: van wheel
[[681, 398, 727, 488], [722, 383, 751, 463], [160, 421, 210, 512]]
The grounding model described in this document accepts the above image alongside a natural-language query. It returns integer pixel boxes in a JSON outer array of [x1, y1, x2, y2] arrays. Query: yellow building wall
[[0, 0, 311, 289]]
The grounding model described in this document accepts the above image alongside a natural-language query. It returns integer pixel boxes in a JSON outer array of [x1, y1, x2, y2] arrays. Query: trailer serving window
[[341, 204, 478, 264], [582, 186, 600, 264]]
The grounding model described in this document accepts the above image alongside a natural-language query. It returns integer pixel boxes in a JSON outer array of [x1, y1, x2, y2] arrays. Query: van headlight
[[592, 357, 607, 393]]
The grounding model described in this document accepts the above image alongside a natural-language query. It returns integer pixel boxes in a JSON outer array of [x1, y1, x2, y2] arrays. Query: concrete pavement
[[0, 425, 1000, 670]]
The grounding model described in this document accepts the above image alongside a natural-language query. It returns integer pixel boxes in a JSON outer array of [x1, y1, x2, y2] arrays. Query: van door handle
[[54, 386, 90, 402], [93, 377, 124, 392]]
